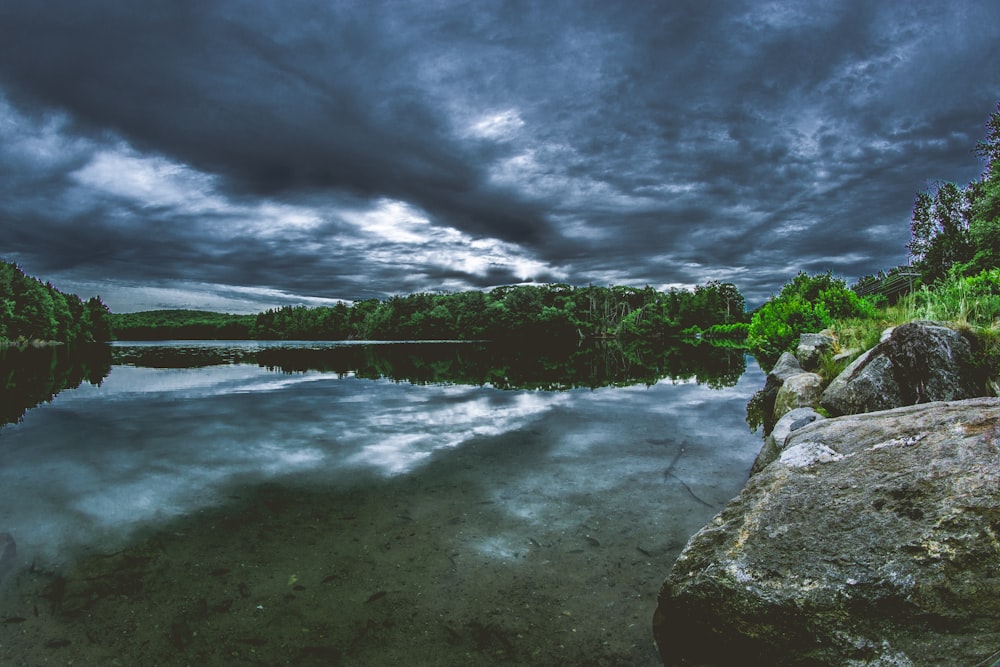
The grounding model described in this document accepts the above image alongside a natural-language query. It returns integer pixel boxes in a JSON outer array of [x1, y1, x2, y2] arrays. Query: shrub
[[703, 322, 750, 340], [748, 272, 876, 366]]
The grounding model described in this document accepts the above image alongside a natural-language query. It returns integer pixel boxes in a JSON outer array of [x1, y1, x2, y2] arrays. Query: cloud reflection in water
[[0, 364, 569, 565]]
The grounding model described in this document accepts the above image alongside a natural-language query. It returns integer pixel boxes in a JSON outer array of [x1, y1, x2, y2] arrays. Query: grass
[[827, 269, 1000, 379]]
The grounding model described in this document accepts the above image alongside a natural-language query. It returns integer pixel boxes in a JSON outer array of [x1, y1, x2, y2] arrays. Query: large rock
[[749, 406, 824, 476], [772, 372, 823, 423], [653, 398, 1000, 666], [796, 332, 835, 371], [769, 351, 803, 381], [754, 353, 805, 435], [821, 320, 987, 416]]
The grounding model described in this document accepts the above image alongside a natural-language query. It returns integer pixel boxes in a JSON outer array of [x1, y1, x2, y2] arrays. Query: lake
[[0, 340, 763, 665]]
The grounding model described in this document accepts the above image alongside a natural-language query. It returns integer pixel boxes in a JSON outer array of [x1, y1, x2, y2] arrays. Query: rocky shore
[[653, 321, 1000, 666]]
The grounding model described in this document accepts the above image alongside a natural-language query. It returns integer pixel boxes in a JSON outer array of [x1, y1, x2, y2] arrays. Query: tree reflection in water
[[112, 339, 747, 390], [0, 344, 112, 426]]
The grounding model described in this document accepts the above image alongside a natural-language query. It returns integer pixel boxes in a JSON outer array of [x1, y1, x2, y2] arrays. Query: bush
[[703, 322, 750, 340], [748, 272, 875, 366]]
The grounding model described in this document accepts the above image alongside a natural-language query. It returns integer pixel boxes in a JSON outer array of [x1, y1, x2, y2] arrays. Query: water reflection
[[0, 344, 761, 566], [110, 338, 747, 390], [1, 340, 748, 428], [0, 341, 764, 665], [0, 344, 111, 426]]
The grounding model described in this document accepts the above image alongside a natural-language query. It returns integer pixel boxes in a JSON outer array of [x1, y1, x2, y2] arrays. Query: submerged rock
[[820, 320, 987, 416], [653, 398, 1000, 666], [0, 532, 15, 582]]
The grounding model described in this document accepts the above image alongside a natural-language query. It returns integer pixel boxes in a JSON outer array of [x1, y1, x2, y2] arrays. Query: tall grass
[[905, 269, 1000, 329], [829, 269, 1000, 377]]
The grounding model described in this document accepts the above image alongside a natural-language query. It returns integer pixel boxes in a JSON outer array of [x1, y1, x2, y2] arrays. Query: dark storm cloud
[[0, 0, 998, 311], [0, 0, 555, 243]]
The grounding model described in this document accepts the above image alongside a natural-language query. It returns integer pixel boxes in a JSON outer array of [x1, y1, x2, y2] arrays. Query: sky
[[1, 1, 998, 313]]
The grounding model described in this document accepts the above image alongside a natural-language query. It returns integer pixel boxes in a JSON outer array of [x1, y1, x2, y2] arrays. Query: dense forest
[[112, 281, 749, 342], [0, 260, 112, 345], [111, 310, 256, 340]]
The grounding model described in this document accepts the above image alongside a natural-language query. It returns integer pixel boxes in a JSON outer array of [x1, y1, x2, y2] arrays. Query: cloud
[[0, 0, 998, 311]]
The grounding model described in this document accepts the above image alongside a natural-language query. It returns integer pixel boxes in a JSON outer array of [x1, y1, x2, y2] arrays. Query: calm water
[[0, 341, 762, 665]]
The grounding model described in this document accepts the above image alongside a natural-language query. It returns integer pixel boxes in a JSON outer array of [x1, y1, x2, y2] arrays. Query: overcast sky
[[1, 1, 998, 312]]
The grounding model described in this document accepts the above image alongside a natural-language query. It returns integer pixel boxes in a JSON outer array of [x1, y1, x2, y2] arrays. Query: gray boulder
[[750, 406, 824, 476], [770, 351, 803, 381], [772, 372, 823, 423], [753, 353, 805, 435], [821, 320, 987, 416], [796, 332, 835, 371], [653, 398, 1000, 666]]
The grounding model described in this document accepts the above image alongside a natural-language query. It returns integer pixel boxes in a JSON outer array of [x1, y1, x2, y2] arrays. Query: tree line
[[1, 260, 112, 345], [111, 310, 256, 340], [111, 281, 748, 342]]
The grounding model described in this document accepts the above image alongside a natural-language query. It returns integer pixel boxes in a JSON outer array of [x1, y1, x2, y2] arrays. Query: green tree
[[0, 259, 112, 344], [85, 296, 112, 343], [961, 104, 1000, 275], [908, 182, 973, 283], [908, 103, 1000, 282]]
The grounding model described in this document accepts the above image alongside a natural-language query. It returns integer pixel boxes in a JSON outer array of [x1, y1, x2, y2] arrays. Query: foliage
[[827, 268, 1000, 382], [111, 310, 255, 340], [0, 259, 112, 345], [702, 322, 750, 340], [905, 267, 1000, 327], [908, 103, 1000, 283], [112, 282, 749, 342], [747, 272, 875, 365], [908, 183, 973, 283]]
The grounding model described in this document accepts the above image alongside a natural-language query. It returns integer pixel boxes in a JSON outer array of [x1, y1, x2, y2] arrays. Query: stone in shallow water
[[0, 532, 15, 582]]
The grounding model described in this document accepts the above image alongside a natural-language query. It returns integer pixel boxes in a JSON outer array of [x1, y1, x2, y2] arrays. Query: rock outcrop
[[821, 320, 987, 416], [753, 352, 806, 434], [653, 398, 1000, 666], [771, 351, 805, 381]]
